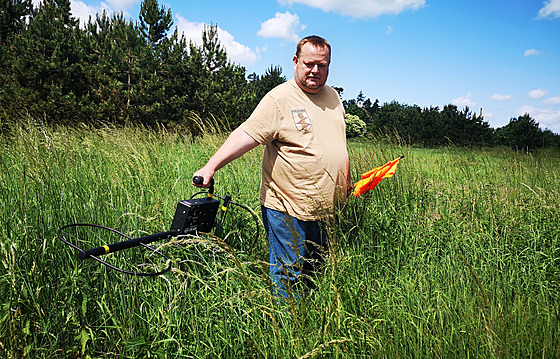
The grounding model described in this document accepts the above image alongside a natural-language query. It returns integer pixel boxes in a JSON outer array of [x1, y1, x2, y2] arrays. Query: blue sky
[[41, 0, 560, 133]]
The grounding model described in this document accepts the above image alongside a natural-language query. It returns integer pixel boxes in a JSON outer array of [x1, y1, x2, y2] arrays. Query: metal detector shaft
[[79, 230, 175, 260]]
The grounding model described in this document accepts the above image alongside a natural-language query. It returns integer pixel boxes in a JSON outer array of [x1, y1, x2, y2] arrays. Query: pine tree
[[81, 11, 146, 124], [2, 0, 85, 122], [0, 0, 31, 43], [139, 0, 172, 47], [186, 24, 253, 132]]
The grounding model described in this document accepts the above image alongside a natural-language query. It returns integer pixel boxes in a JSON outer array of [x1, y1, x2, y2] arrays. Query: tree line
[[344, 92, 560, 149], [1, 0, 558, 149]]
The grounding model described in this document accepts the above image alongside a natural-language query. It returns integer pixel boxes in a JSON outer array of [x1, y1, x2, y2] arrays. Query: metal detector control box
[[170, 197, 220, 235]]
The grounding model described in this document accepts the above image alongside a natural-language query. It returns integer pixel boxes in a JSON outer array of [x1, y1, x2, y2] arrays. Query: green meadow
[[1, 121, 559, 358]]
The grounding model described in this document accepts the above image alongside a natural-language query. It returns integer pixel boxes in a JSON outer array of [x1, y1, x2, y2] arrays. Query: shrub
[[345, 114, 367, 138]]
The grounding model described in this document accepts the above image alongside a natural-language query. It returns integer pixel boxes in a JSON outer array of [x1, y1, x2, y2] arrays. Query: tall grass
[[1, 120, 559, 358]]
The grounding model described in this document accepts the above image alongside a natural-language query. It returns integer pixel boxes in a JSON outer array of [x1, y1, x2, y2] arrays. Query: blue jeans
[[261, 206, 328, 300]]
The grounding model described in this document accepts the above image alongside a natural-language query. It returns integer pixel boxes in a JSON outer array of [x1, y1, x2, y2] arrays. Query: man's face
[[293, 43, 330, 94]]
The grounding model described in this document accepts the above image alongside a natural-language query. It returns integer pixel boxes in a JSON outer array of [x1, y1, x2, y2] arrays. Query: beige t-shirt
[[240, 79, 349, 221]]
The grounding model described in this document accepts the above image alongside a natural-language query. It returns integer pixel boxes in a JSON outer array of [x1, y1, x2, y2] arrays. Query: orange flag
[[352, 156, 404, 197]]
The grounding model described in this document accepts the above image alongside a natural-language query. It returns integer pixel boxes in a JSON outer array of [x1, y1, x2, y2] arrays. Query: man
[[193, 35, 350, 299]]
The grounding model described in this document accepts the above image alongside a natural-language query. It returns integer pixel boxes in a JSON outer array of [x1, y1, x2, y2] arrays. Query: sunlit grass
[[1, 120, 559, 358]]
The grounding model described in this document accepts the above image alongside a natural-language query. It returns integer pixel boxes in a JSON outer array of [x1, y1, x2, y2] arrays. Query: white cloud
[[537, 0, 560, 19], [386, 25, 394, 34], [543, 96, 560, 105], [175, 16, 205, 44], [452, 92, 476, 108], [517, 105, 560, 132], [528, 89, 548, 99], [257, 12, 305, 42], [491, 93, 512, 101], [70, 0, 111, 26], [524, 48, 542, 57], [175, 15, 258, 67], [279, 0, 425, 18], [70, 0, 136, 27]]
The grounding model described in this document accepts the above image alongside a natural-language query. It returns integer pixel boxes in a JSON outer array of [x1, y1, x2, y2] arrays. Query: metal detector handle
[[193, 176, 214, 195], [79, 230, 175, 260]]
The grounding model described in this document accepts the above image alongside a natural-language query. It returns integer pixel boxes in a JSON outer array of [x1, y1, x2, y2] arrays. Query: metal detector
[[57, 176, 259, 276]]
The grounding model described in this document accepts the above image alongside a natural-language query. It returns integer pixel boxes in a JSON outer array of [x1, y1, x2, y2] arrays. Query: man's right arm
[[192, 127, 260, 187]]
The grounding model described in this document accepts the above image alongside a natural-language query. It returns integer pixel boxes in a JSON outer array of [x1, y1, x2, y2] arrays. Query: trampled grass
[[1, 121, 559, 358]]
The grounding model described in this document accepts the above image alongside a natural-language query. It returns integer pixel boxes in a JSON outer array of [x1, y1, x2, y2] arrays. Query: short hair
[[295, 35, 331, 62]]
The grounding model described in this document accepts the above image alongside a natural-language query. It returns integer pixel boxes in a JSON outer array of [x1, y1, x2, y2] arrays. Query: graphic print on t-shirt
[[291, 109, 312, 132]]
